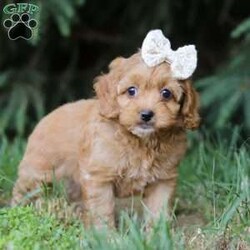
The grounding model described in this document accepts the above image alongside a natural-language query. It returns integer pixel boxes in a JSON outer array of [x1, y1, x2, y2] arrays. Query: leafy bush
[[0, 70, 45, 135], [196, 17, 250, 131], [0, 0, 250, 136], [0, 0, 86, 136]]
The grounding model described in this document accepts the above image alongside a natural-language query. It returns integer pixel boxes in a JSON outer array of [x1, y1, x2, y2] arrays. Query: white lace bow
[[141, 29, 197, 79]]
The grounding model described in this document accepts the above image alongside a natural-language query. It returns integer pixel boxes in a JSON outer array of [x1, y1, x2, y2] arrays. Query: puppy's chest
[[114, 147, 172, 197]]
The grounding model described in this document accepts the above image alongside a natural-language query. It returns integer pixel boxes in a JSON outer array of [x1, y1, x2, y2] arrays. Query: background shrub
[[0, 0, 249, 135]]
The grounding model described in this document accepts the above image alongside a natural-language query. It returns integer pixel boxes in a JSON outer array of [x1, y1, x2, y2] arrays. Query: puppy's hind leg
[[11, 158, 55, 206]]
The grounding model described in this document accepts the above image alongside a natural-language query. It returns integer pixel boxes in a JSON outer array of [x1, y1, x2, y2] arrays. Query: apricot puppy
[[12, 31, 200, 227]]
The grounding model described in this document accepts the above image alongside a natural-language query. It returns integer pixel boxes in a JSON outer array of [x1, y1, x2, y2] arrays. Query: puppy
[[11, 52, 200, 228]]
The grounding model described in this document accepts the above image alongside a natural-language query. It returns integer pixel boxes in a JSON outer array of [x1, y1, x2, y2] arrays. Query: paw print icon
[[3, 13, 37, 40]]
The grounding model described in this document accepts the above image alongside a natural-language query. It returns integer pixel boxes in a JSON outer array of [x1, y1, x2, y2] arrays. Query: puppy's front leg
[[143, 179, 176, 223], [81, 180, 115, 228]]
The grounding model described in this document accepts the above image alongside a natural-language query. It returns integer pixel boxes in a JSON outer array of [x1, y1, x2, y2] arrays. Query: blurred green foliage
[[197, 18, 250, 131], [0, 0, 250, 136], [0, 0, 86, 135]]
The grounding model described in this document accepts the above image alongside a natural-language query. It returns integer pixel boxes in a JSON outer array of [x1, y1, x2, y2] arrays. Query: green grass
[[0, 131, 249, 249]]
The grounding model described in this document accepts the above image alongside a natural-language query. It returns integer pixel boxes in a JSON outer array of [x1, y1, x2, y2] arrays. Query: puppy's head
[[94, 53, 200, 137]]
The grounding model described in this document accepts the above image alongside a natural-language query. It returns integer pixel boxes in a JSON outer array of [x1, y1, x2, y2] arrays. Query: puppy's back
[[19, 99, 98, 178]]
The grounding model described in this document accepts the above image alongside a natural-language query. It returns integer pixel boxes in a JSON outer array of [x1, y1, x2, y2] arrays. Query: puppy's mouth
[[131, 122, 155, 137], [138, 122, 154, 130]]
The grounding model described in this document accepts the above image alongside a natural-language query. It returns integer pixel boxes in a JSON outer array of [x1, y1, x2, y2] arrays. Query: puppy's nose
[[140, 110, 154, 122]]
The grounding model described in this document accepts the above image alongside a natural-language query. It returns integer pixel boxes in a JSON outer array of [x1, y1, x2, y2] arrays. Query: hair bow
[[141, 29, 197, 80]]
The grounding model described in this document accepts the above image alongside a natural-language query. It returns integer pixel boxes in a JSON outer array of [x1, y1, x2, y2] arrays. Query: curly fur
[[11, 52, 200, 228]]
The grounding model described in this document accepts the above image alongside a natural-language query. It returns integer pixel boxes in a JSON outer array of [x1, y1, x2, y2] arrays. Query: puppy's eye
[[161, 88, 172, 100], [127, 86, 138, 97]]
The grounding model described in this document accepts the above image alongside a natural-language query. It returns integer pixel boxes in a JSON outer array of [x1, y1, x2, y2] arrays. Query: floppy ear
[[180, 80, 200, 130], [94, 57, 125, 118]]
